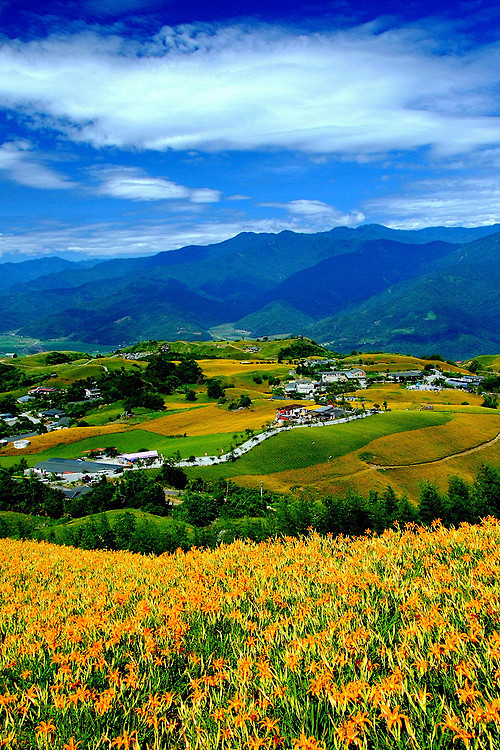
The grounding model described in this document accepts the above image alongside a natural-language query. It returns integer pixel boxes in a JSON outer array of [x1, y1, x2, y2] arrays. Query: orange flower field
[[2, 521, 500, 749]]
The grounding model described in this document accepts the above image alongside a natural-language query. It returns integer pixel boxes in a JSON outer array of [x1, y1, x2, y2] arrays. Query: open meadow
[[3, 520, 500, 749]]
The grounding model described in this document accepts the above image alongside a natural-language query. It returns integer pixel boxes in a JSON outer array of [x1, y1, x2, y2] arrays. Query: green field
[[474, 354, 500, 371], [187, 411, 452, 480], [0, 428, 242, 469]]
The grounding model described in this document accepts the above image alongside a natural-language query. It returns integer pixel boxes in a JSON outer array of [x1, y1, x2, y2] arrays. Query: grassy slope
[[188, 407, 500, 500]]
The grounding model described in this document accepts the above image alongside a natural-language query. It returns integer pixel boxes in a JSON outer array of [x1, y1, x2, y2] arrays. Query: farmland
[[0, 341, 498, 502], [4, 520, 500, 748]]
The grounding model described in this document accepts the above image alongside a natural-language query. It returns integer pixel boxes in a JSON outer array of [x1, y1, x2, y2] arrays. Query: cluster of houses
[[282, 366, 484, 400], [284, 368, 368, 399], [275, 403, 357, 424], [118, 343, 170, 361]]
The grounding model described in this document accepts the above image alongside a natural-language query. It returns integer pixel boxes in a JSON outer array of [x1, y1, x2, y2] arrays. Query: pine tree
[[418, 483, 444, 525]]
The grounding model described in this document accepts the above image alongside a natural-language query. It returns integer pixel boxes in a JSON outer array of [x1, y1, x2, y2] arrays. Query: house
[[308, 359, 337, 367], [85, 387, 101, 400], [285, 379, 320, 397], [275, 404, 307, 421], [320, 372, 348, 384], [28, 386, 59, 397], [444, 377, 479, 391], [41, 408, 66, 420], [117, 450, 158, 462], [46, 417, 71, 431], [17, 395, 35, 404], [308, 405, 335, 420], [307, 405, 349, 421], [60, 486, 94, 500], [385, 370, 422, 382]]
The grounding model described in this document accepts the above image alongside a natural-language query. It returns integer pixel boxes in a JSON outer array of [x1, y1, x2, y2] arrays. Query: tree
[[45, 352, 70, 365], [161, 464, 188, 489], [447, 475, 474, 525], [178, 491, 218, 526], [481, 395, 498, 409], [176, 358, 204, 385], [206, 379, 225, 399], [418, 482, 445, 525], [113, 512, 137, 549]]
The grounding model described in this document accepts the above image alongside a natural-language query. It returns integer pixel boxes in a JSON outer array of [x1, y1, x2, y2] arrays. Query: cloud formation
[[365, 176, 500, 228], [0, 140, 73, 189], [0, 215, 349, 259], [0, 22, 497, 158], [97, 166, 221, 202], [260, 199, 364, 227]]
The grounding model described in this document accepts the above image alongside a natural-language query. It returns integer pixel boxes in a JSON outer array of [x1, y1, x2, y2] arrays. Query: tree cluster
[[0, 363, 28, 392], [277, 339, 328, 362], [2, 463, 500, 558]]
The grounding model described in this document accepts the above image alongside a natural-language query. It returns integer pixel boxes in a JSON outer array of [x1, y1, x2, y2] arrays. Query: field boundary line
[[367, 429, 500, 471]]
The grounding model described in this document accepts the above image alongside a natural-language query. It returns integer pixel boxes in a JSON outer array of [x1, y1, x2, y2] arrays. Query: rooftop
[[34, 458, 118, 474]]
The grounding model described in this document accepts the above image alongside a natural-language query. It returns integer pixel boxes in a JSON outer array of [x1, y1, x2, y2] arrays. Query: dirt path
[[367, 430, 500, 471]]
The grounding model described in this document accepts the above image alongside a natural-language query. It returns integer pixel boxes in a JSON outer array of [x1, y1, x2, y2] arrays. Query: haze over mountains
[[1, 223, 499, 359]]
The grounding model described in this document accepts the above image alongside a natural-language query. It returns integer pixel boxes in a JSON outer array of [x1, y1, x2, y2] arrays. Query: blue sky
[[0, 0, 498, 258]]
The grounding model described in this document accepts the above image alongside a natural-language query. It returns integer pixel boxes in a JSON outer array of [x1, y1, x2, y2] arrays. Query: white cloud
[[365, 176, 500, 228], [0, 140, 73, 189], [0, 22, 497, 158], [261, 199, 365, 227], [96, 166, 221, 202], [0, 212, 363, 259]]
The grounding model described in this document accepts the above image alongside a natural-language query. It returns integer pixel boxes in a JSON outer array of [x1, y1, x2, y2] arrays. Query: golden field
[[141, 399, 286, 437], [364, 413, 500, 467], [3, 521, 500, 748], [344, 354, 468, 374]]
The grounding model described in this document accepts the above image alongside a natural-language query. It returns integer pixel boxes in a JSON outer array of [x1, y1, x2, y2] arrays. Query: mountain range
[[1, 223, 499, 358]]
